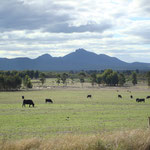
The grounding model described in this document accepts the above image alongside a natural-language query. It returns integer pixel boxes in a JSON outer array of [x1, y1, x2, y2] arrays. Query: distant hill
[[0, 49, 150, 71]]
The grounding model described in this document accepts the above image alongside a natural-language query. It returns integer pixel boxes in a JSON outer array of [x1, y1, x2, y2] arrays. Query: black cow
[[22, 96, 24, 99], [22, 100, 34, 107], [118, 94, 122, 98], [87, 95, 92, 98], [130, 95, 133, 99], [45, 99, 53, 103], [146, 96, 150, 99], [136, 98, 145, 103]]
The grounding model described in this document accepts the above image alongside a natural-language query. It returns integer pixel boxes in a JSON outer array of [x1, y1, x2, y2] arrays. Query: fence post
[[148, 117, 150, 127]]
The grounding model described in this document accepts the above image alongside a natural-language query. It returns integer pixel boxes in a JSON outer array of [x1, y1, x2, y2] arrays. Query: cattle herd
[[117, 90, 150, 103], [21, 91, 150, 108], [22, 96, 53, 107]]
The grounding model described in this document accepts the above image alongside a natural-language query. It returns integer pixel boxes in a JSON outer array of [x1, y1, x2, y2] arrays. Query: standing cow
[[118, 94, 122, 98], [22, 96, 34, 107], [136, 98, 145, 103], [87, 95, 92, 98], [22, 99, 35, 107], [146, 96, 150, 99], [45, 99, 53, 103]]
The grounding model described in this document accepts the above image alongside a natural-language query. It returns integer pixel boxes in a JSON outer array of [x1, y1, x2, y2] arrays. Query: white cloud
[[0, 0, 150, 63], [129, 0, 150, 17]]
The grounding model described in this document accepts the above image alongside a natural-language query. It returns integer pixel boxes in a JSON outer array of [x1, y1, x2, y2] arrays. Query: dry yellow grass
[[1, 129, 150, 150]]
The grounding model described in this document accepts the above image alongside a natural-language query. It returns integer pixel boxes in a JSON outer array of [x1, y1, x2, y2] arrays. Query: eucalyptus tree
[[79, 72, 86, 87], [132, 72, 137, 85], [61, 73, 68, 86], [23, 75, 32, 88], [118, 73, 126, 86], [39, 73, 46, 85], [147, 71, 150, 87], [90, 73, 97, 87]]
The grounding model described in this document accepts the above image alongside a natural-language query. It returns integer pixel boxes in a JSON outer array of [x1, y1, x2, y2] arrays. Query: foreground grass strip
[[1, 129, 150, 150]]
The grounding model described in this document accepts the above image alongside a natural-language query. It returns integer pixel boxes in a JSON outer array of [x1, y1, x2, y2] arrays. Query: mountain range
[[0, 49, 150, 71]]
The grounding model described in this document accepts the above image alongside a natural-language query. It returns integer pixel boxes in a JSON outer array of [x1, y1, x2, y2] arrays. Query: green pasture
[[0, 88, 150, 139]]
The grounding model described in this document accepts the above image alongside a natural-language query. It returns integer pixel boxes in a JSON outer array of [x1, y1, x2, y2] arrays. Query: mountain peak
[[0, 49, 150, 71], [36, 53, 52, 59], [75, 48, 87, 53]]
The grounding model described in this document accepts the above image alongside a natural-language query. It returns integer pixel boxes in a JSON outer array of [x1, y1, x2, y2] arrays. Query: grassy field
[[1, 86, 150, 141], [1, 130, 150, 150]]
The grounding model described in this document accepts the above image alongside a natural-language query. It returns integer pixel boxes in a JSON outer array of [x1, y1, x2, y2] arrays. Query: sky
[[0, 0, 150, 63]]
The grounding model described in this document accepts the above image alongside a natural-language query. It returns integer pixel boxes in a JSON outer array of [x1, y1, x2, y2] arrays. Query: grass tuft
[[1, 129, 150, 150]]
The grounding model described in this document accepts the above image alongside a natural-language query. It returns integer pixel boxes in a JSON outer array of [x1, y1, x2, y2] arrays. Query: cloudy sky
[[0, 0, 150, 63]]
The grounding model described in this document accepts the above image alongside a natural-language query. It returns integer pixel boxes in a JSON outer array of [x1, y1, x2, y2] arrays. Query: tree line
[[0, 70, 40, 79], [78, 69, 131, 87], [0, 74, 22, 90], [0, 70, 43, 90], [55, 69, 150, 87], [0, 69, 150, 90]]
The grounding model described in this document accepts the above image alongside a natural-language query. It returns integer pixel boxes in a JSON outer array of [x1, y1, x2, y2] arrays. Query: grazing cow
[[146, 96, 150, 99], [22, 96, 24, 99], [118, 94, 122, 98], [139, 98, 145, 102], [87, 95, 92, 98], [130, 95, 133, 99], [45, 99, 53, 103], [22, 99, 34, 107], [136, 98, 145, 103]]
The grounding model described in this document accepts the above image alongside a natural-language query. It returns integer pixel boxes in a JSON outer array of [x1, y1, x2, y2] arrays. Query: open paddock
[[0, 88, 150, 140]]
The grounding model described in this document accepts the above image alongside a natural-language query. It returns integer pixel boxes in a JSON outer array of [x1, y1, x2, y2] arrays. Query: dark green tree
[[70, 76, 74, 85], [23, 75, 32, 88], [0, 74, 22, 90], [111, 72, 119, 86], [147, 71, 150, 87], [79, 72, 86, 87], [90, 73, 97, 87], [0, 75, 4, 90], [34, 70, 39, 79], [39, 73, 46, 85], [96, 74, 102, 87], [132, 72, 137, 85], [4, 76, 12, 90], [102, 69, 113, 84], [80, 78, 84, 88], [12, 74, 22, 89], [101, 69, 118, 86], [56, 74, 61, 86], [61, 73, 68, 86], [118, 73, 126, 86]]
